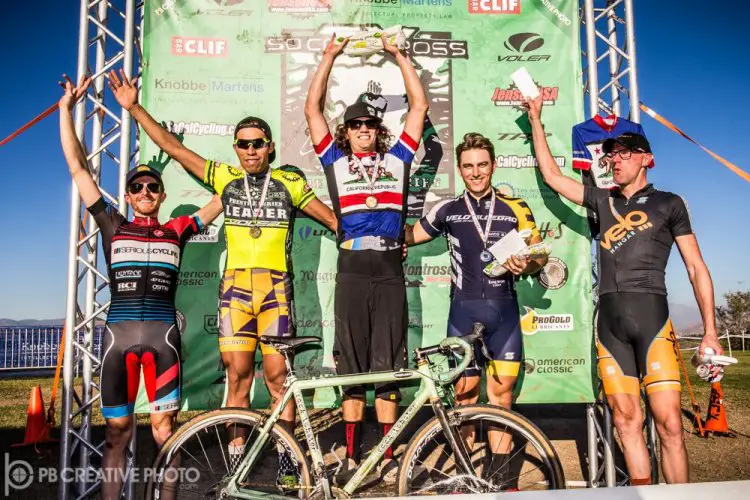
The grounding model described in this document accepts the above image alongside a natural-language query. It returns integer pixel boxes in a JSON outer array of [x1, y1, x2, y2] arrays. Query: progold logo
[[600, 211, 652, 252], [520, 307, 573, 335]]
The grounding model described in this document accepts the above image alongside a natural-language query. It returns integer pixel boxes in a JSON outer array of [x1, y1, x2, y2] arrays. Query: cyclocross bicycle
[[145, 324, 565, 499]]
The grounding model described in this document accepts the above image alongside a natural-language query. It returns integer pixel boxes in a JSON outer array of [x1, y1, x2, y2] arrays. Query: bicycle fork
[[430, 397, 476, 477]]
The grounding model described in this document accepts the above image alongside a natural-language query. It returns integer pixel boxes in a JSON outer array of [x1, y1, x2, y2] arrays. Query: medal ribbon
[[243, 169, 272, 223], [463, 190, 496, 248], [351, 154, 383, 193]]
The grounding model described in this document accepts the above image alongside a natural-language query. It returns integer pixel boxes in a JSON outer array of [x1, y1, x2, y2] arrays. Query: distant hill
[[0, 318, 64, 327], [668, 303, 703, 334]]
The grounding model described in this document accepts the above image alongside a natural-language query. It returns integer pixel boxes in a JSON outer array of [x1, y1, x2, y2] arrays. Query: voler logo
[[268, 0, 332, 12], [520, 307, 574, 335], [469, 0, 520, 15], [537, 256, 569, 291], [498, 33, 550, 62], [492, 84, 559, 107]]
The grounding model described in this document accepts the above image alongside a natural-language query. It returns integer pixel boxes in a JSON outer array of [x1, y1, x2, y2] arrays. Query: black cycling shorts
[[597, 293, 680, 396], [333, 248, 407, 401], [100, 321, 181, 418]]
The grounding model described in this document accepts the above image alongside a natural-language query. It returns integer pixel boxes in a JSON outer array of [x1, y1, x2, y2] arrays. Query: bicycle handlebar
[[414, 322, 486, 385]]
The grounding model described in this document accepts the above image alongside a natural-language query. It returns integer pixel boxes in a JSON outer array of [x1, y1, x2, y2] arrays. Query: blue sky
[[0, 1, 747, 320]]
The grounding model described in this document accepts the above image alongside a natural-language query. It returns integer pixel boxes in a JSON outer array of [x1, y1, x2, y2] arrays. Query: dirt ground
[[2, 351, 749, 498]]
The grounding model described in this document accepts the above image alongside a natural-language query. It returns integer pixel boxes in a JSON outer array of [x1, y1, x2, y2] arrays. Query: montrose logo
[[492, 84, 559, 107], [600, 210, 653, 253], [469, 0, 520, 14], [520, 307, 573, 335], [172, 37, 228, 57]]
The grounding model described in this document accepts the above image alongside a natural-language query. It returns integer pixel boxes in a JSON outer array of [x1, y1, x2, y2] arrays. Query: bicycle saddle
[[259, 335, 322, 353]]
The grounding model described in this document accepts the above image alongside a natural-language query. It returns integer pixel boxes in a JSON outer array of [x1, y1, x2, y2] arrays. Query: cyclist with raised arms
[[60, 75, 223, 499], [109, 69, 337, 486], [525, 95, 722, 484], [304, 36, 429, 481], [405, 132, 547, 485]]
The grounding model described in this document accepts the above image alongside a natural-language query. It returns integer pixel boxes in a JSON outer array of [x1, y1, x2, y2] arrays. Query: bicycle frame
[[223, 359, 465, 499]]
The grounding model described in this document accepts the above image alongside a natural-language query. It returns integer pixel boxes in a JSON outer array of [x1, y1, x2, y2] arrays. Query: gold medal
[[249, 226, 262, 239], [365, 195, 379, 209]]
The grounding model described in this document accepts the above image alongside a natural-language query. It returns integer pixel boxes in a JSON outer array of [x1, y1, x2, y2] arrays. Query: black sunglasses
[[234, 137, 270, 150], [346, 119, 380, 130], [128, 182, 163, 194]]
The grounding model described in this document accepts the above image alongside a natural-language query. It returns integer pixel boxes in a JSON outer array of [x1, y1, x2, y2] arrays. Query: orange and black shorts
[[596, 292, 680, 397], [218, 268, 294, 355]]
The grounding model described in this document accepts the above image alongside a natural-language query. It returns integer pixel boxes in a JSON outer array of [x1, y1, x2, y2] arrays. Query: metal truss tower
[[582, 0, 644, 488], [58, 0, 642, 496], [60, 1, 141, 498]]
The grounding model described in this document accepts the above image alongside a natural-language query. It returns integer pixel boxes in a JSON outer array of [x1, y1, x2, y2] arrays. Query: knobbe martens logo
[[172, 36, 228, 57], [520, 307, 574, 335], [524, 356, 585, 374], [268, 0, 332, 12], [498, 33, 550, 62], [537, 256, 568, 290], [492, 84, 558, 107], [154, 77, 263, 94], [469, 0, 520, 14]]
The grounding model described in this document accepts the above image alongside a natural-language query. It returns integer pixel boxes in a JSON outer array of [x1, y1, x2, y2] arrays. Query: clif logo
[[492, 84, 559, 107], [468, 0, 520, 14], [268, 0, 332, 12], [172, 37, 228, 57]]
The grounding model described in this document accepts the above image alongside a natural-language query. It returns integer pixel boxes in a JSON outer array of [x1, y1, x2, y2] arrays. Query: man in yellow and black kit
[[110, 70, 337, 487]]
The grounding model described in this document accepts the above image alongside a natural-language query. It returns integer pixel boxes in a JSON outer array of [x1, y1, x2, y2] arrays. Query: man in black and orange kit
[[59, 76, 222, 499], [525, 95, 723, 484]]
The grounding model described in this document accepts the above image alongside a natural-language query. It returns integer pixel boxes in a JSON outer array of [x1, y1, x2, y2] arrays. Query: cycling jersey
[[573, 115, 649, 189], [314, 131, 417, 251], [204, 161, 316, 272], [583, 184, 693, 295], [88, 197, 202, 323], [418, 190, 541, 299]]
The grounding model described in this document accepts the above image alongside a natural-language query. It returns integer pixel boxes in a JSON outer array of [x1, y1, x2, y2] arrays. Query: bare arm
[[675, 234, 723, 356], [524, 96, 585, 206], [405, 222, 434, 246], [301, 199, 338, 233], [304, 35, 347, 146], [59, 76, 101, 208], [108, 69, 207, 179], [194, 195, 223, 227], [383, 39, 429, 142]]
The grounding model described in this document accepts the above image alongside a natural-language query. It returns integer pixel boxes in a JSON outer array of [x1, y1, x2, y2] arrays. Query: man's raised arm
[[524, 96, 585, 206], [108, 69, 207, 180], [59, 75, 101, 208], [304, 35, 348, 146], [382, 39, 429, 142]]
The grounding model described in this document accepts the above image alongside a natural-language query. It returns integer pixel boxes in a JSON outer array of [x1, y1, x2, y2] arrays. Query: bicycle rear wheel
[[145, 408, 311, 499], [397, 404, 565, 495]]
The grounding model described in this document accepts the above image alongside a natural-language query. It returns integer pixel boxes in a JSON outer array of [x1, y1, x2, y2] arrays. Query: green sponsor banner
[[136, 0, 594, 411]]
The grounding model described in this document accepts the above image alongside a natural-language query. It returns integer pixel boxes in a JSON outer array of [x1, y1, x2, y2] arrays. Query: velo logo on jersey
[[172, 37, 228, 57], [600, 210, 653, 253], [468, 0, 520, 14]]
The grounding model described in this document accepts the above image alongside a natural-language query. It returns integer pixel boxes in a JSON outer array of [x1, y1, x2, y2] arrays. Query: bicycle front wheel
[[397, 404, 565, 495], [145, 408, 311, 500]]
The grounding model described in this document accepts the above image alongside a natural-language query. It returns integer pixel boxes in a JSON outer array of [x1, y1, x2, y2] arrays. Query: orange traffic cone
[[704, 382, 733, 436], [12, 385, 57, 447]]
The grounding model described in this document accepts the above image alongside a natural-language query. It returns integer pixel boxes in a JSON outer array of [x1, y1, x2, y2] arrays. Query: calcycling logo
[[600, 210, 653, 253], [492, 84, 558, 107], [497, 155, 565, 169], [524, 357, 585, 374], [164, 120, 235, 137], [469, 0, 520, 14], [520, 307, 573, 335], [537, 257, 568, 291]]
